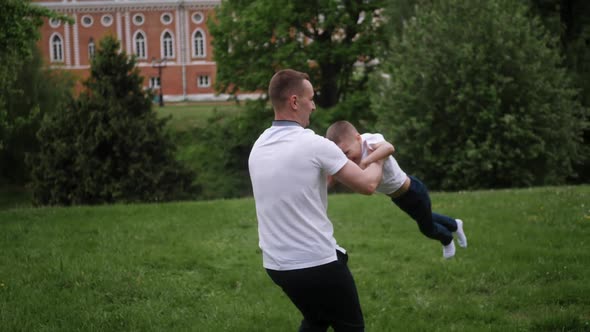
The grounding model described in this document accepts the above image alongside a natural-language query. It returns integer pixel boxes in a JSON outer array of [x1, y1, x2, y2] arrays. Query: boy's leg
[[392, 176, 454, 246], [432, 213, 467, 247], [432, 212, 457, 232], [266, 251, 365, 332]]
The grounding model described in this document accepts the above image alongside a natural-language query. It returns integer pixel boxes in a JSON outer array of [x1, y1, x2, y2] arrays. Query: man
[[248, 69, 384, 331]]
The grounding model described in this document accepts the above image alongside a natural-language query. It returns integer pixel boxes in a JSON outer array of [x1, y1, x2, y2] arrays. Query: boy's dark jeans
[[391, 175, 457, 245]]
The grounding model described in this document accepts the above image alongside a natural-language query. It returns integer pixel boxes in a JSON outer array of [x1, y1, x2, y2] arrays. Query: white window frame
[[88, 38, 96, 60], [149, 77, 161, 89], [197, 75, 210, 87], [81, 15, 93, 28], [160, 12, 173, 25], [50, 33, 64, 62], [49, 18, 61, 28], [161, 30, 175, 59], [101, 14, 113, 27], [192, 29, 206, 58], [192, 11, 204, 24], [133, 31, 147, 59], [133, 13, 145, 26]]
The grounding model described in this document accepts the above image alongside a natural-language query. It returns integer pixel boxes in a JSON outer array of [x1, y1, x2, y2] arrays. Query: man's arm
[[333, 159, 384, 195], [359, 141, 395, 169]]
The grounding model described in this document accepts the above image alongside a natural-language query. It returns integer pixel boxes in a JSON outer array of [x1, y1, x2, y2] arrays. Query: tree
[[0, 0, 55, 156], [371, 0, 587, 190], [529, 0, 590, 182], [29, 36, 198, 205], [209, 0, 388, 109], [0, 43, 74, 183]]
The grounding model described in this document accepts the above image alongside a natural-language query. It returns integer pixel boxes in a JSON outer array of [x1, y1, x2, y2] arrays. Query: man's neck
[[272, 119, 302, 127], [274, 114, 302, 127]]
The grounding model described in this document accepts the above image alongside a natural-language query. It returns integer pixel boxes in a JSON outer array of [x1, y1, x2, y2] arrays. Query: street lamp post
[[151, 57, 167, 107]]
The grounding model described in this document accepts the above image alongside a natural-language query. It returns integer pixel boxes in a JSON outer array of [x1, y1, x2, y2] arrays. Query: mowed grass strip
[[157, 102, 242, 132], [0, 185, 589, 331]]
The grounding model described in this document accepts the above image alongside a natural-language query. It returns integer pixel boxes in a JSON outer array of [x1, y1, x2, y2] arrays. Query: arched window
[[162, 31, 174, 59], [50, 34, 63, 62], [193, 30, 206, 58], [134, 31, 147, 59], [88, 38, 95, 60]]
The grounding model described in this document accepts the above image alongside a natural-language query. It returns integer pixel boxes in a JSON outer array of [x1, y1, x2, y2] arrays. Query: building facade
[[34, 0, 229, 102]]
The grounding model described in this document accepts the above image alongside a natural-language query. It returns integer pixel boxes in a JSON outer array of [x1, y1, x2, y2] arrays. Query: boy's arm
[[359, 141, 395, 169], [333, 159, 384, 195]]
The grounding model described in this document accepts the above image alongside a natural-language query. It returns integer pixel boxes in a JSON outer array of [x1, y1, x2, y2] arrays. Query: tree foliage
[[0, 0, 55, 155], [371, 0, 587, 190], [177, 100, 272, 200], [529, 0, 590, 182], [0, 44, 74, 183], [209, 0, 388, 110], [29, 36, 198, 205]]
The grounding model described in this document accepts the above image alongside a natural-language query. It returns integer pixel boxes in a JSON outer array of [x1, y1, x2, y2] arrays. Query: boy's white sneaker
[[455, 219, 468, 248], [443, 240, 456, 259]]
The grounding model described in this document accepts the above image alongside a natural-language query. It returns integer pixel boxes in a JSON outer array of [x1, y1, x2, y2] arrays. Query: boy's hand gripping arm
[[333, 159, 384, 195], [359, 141, 395, 169]]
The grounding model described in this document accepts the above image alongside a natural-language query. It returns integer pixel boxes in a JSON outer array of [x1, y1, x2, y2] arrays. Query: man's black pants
[[266, 251, 364, 332]]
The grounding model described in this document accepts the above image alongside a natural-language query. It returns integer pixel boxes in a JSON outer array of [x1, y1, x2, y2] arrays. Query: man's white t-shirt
[[248, 121, 349, 271], [361, 133, 408, 195]]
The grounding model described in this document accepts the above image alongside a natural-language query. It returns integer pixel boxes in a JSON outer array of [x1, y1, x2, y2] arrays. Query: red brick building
[[34, 0, 236, 102]]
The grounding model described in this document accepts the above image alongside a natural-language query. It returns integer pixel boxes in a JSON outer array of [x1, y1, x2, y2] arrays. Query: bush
[[183, 100, 272, 200], [371, 0, 587, 190], [28, 36, 198, 205]]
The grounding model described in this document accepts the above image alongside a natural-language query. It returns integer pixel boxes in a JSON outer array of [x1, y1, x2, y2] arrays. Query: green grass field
[[1, 185, 589, 331], [157, 102, 242, 131]]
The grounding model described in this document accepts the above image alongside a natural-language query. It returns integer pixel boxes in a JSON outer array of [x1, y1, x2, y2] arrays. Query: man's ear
[[288, 95, 298, 110]]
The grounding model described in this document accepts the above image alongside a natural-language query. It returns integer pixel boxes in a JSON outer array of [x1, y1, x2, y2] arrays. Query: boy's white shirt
[[249, 124, 349, 271], [361, 133, 408, 195]]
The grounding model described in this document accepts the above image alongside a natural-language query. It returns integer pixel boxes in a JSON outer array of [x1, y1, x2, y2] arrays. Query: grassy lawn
[[156, 102, 242, 131], [1, 185, 589, 331]]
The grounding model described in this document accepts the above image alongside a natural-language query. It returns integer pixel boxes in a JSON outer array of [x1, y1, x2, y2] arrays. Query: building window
[[133, 13, 145, 26], [192, 12, 204, 24], [49, 18, 61, 28], [193, 30, 206, 58], [162, 31, 174, 59], [81, 15, 93, 27], [149, 77, 161, 89], [50, 34, 64, 62], [197, 75, 210, 87], [101, 14, 113, 27], [134, 32, 147, 59], [161, 13, 173, 25], [88, 38, 95, 59]]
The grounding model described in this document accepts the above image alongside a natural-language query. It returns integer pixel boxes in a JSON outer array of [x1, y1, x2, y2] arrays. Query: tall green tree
[[372, 0, 587, 190], [529, 0, 590, 182], [209, 0, 387, 109], [29, 36, 198, 205], [0, 0, 55, 156], [0, 44, 74, 183]]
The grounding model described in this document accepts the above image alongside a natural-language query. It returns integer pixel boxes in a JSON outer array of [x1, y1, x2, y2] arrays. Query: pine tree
[[29, 36, 198, 205]]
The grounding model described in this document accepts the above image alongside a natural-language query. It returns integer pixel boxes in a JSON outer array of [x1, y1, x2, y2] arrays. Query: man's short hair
[[326, 120, 358, 144], [268, 69, 310, 109]]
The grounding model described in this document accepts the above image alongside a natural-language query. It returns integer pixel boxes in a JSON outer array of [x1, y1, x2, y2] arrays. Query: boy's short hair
[[326, 120, 358, 144], [268, 69, 310, 109]]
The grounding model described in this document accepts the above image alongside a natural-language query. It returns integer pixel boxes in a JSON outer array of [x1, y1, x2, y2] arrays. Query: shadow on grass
[[0, 185, 32, 210]]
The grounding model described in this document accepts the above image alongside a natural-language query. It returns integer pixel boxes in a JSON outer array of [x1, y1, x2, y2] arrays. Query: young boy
[[326, 120, 467, 259]]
